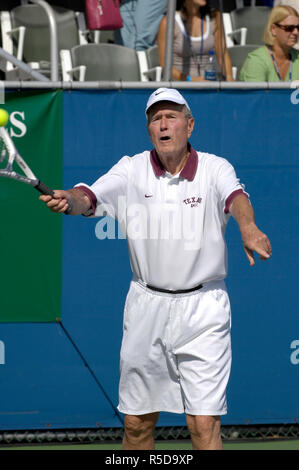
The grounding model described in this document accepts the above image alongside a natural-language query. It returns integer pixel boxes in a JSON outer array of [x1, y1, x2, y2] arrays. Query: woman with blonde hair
[[274, 0, 299, 49], [240, 5, 299, 81]]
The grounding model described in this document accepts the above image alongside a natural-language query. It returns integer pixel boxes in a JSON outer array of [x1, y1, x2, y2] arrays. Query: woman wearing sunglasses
[[273, 0, 299, 49], [240, 5, 299, 81]]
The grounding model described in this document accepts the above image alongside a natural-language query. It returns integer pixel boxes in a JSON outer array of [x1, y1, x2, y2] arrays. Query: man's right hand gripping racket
[[0, 113, 70, 213]]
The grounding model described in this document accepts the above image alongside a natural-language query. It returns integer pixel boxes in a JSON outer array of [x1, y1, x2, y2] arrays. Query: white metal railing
[[1, 81, 296, 90], [29, 0, 59, 81]]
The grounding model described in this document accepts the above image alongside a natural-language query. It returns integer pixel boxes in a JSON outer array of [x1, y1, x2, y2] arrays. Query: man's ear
[[188, 117, 195, 138], [147, 124, 153, 143]]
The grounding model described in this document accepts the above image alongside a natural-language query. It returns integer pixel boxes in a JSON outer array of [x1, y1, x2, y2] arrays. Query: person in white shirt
[[40, 88, 272, 450]]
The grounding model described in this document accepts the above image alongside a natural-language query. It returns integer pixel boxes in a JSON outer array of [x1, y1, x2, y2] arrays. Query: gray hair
[[146, 104, 193, 126]]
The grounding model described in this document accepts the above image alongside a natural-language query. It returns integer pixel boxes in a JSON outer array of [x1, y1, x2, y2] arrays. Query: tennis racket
[[0, 126, 55, 196]]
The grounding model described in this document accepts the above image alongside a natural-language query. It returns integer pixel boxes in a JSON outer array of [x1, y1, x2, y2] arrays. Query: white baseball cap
[[145, 88, 190, 114]]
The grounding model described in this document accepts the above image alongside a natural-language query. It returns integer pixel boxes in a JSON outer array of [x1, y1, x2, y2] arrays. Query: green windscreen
[[0, 91, 63, 322]]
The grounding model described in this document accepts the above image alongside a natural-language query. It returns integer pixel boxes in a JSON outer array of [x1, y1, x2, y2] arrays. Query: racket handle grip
[[36, 180, 71, 215], [35, 181, 54, 196]]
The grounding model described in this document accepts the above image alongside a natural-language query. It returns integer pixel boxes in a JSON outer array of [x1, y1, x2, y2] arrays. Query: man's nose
[[160, 116, 168, 129]]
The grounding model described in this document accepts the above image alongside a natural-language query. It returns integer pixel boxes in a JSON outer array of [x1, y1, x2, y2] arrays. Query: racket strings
[[0, 137, 9, 166], [0, 136, 14, 173]]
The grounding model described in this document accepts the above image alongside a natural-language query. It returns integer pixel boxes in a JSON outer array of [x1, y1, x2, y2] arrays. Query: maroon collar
[[150, 144, 198, 181]]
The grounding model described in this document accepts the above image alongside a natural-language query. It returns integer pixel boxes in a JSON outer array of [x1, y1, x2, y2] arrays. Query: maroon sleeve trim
[[224, 189, 248, 214], [74, 185, 97, 216]]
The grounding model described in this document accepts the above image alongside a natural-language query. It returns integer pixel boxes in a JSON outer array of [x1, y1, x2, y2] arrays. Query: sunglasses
[[274, 23, 299, 33]]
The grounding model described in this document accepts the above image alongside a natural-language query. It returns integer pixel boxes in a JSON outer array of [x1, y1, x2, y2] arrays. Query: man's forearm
[[66, 188, 92, 215], [229, 193, 272, 265], [229, 194, 259, 250], [229, 193, 255, 230]]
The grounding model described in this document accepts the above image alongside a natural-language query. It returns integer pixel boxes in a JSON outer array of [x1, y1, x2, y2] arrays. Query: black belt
[[146, 283, 203, 295]]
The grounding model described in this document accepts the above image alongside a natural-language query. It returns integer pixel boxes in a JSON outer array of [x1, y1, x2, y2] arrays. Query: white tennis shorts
[[118, 279, 232, 416]]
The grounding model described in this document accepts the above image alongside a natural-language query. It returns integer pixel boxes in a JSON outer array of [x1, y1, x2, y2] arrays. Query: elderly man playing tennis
[[40, 88, 272, 450]]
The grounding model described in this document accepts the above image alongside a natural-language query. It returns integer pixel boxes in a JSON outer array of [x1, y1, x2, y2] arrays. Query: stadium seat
[[0, 3, 88, 80], [145, 45, 162, 81], [223, 6, 271, 47], [137, 45, 162, 82], [92, 30, 116, 44], [228, 44, 260, 80], [61, 43, 162, 82]]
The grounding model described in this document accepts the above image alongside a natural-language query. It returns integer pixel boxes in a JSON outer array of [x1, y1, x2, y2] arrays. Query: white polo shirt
[[76, 145, 247, 290]]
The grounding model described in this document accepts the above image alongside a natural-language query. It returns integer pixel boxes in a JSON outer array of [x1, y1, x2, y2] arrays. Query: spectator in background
[[157, 0, 234, 81], [274, 0, 299, 48], [115, 0, 168, 50], [240, 5, 299, 81]]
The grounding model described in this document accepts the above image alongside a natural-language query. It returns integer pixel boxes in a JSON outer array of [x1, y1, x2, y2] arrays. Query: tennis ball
[[0, 109, 9, 127]]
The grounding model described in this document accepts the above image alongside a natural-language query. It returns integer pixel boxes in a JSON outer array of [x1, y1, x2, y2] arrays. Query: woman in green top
[[240, 5, 299, 81]]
